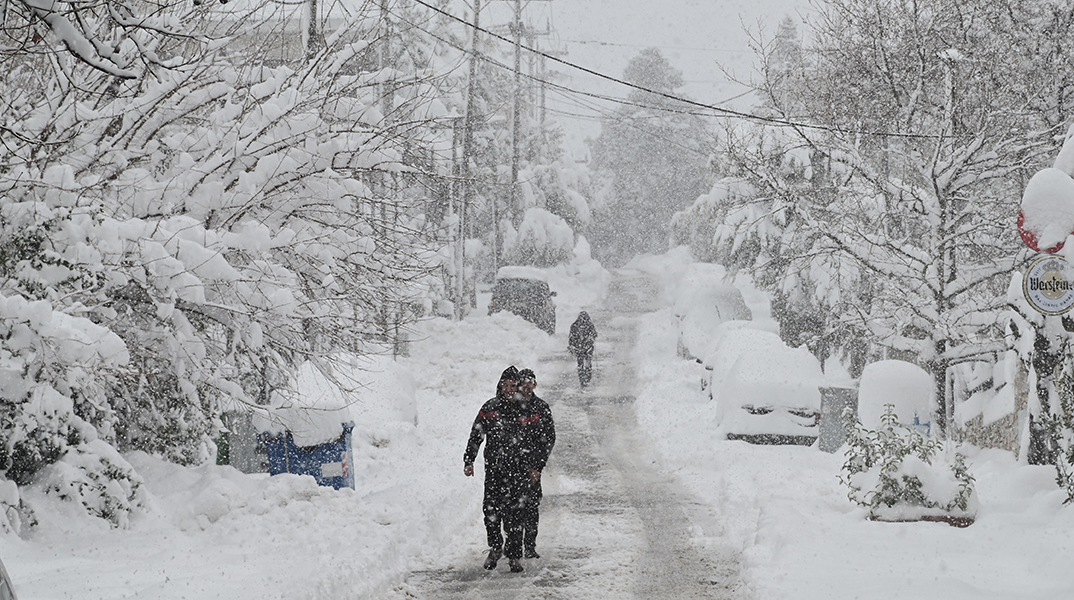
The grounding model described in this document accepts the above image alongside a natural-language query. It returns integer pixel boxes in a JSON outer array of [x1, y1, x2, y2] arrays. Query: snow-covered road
[[390, 272, 741, 598]]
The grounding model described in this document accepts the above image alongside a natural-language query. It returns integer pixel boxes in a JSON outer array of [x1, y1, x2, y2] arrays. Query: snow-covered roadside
[[6, 246, 1074, 600], [629, 268, 1074, 599], [0, 310, 555, 600]]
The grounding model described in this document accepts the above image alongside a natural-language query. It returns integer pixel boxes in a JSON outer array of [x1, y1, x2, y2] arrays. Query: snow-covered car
[[672, 263, 752, 360], [706, 326, 824, 445], [0, 557, 17, 600], [487, 266, 557, 335]]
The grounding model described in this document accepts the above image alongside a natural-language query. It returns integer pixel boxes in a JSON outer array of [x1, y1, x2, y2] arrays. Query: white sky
[[498, 0, 813, 158], [252, 0, 811, 158]]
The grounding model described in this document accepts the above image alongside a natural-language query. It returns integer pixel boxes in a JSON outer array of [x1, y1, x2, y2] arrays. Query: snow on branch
[[19, 0, 139, 79]]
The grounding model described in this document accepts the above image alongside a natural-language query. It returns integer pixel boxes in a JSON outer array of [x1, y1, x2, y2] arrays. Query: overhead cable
[[408, 0, 946, 140]]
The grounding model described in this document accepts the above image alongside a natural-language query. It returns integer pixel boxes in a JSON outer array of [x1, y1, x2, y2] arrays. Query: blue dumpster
[[260, 422, 355, 490]]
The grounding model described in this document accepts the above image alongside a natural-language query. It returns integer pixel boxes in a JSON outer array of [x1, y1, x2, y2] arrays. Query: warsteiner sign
[[1023, 255, 1074, 315]]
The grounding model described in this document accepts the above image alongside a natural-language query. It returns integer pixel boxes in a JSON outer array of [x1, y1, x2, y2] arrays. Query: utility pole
[[524, 21, 551, 163], [461, 0, 483, 296], [493, 1, 551, 222], [484, 0, 552, 267], [510, 0, 522, 229]]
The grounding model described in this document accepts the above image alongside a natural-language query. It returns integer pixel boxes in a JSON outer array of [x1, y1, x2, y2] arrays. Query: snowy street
[[10, 0, 1074, 597], [392, 272, 740, 599]]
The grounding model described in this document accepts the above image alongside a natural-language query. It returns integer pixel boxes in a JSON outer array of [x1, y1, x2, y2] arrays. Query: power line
[[390, 5, 757, 123], [408, 0, 946, 140], [387, 3, 751, 164], [556, 38, 750, 54]]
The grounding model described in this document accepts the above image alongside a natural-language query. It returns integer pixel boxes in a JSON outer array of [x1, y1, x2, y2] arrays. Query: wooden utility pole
[[461, 0, 483, 287], [510, 0, 522, 229], [525, 21, 551, 163], [483, 0, 552, 267]]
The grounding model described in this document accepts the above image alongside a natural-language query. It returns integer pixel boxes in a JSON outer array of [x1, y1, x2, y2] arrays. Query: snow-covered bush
[[1045, 366, 1074, 504], [38, 439, 145, 529], [0, 478, 35, 535], [0, 289, 147, 527], [1007, 268, 1074, 500], [503, 208, 575, 267], [522, 162, 593, 233], [841, 405, 978, 525]]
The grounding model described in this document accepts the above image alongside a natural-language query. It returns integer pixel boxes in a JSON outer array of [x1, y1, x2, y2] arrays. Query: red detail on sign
[[1019, 209, 1067, 253]]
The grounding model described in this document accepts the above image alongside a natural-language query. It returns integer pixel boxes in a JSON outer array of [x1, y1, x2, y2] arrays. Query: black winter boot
[[483, 548, 501, 570]]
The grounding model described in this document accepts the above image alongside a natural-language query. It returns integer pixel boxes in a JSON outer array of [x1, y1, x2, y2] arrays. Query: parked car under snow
[[672, 263, 752, 361], [704, 325, 824, 446], [487, 266, 557, 335]]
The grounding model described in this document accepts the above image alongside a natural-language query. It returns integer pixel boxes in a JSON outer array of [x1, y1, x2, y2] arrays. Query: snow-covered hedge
[[502, 207, 576, 268]]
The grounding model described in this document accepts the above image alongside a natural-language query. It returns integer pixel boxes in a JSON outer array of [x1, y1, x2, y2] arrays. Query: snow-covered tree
[[0, 0, 454, 524], [589, 48, 713, 267], [458, 24, 590, 275], [686, 2, 1074, 436]]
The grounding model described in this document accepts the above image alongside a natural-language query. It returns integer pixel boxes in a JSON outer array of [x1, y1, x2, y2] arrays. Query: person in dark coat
[[568, 311, 598, 386], [463, 366, 552, 573], [516, 368, 555, 559]]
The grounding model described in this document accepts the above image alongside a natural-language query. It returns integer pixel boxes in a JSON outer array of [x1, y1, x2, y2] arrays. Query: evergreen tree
[[589, 48, 713, 267]]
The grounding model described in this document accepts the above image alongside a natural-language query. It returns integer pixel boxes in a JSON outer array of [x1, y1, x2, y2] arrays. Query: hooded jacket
[[464, 390, 554, 474], [569, 311, 598, 354]]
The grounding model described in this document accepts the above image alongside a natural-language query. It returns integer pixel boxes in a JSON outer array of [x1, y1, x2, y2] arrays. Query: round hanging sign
[[1023, 254, 1074, 315], [1018, 209, 1067, 253]]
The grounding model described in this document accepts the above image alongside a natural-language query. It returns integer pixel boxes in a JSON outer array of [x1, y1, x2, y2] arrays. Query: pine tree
[[589, 48, 713, 267]]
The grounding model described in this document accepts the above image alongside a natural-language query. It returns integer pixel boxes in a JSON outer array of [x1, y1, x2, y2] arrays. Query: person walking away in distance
[[516, 368, 555, 559], [568, 311, 598, 387], [463, 366, 548, 573]]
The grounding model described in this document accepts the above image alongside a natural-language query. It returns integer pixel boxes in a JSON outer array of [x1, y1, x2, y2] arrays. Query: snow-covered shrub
[[1006, 275, 1074, 497], [1045, 368, 1074, 504], [38, 439, 145, 528], [841, 405, 978, 524], [523, 162, 593, 233], [0, 290, 128, 478], [502, 208, 575, 267], [0, 478, 36, 535], [0, 289, 145, 528]]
